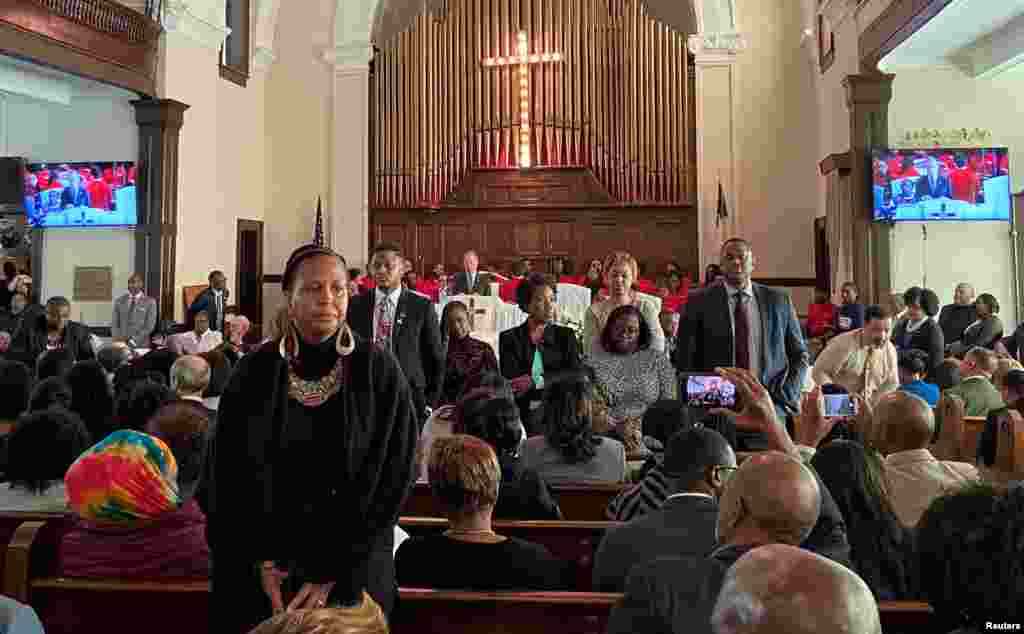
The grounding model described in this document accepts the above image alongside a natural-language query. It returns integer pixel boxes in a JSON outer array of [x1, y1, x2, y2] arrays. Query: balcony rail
[[30, 0, 161, 43]]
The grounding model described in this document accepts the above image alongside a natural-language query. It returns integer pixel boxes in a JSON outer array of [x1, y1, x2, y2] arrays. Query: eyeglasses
[[714, 466, 738, 483]]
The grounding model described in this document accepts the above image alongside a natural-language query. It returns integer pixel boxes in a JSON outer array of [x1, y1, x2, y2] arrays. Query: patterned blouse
[[586, 347, 677, 420]]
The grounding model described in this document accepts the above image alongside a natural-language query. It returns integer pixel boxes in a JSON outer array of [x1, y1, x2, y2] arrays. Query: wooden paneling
[[376, 223, 411, 250], [374, 206, 698, 283]]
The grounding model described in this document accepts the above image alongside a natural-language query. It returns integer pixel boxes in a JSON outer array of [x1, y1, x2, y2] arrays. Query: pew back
[[401, 481, 623, 521]]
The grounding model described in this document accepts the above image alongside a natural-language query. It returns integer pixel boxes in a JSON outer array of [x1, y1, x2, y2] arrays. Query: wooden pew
[[401, 481, 624, 521], [0, 512, 67, 583], [399, 517, 617, 591], [6, 517, 937, 634]]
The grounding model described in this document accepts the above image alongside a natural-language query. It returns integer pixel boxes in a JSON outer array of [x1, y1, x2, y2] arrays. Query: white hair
[[170, 355, 211, 397]]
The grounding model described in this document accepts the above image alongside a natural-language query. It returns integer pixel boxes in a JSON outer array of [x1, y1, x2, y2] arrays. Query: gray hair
[[170, 355, 211, 397]]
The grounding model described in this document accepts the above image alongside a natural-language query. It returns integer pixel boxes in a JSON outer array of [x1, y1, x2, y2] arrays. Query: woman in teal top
[[499, 274, 582, 435]]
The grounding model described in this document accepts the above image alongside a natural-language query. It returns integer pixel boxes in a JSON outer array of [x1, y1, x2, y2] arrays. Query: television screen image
[[871, 148, 1010, 222], [24, 162, 137, 227]]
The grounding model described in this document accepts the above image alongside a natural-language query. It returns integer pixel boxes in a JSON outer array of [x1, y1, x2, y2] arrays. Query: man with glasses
[[594, 426, 736, 592]]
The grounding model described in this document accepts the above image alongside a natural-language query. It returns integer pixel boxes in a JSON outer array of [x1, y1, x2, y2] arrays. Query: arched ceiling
[[369, 0, 715, 46]]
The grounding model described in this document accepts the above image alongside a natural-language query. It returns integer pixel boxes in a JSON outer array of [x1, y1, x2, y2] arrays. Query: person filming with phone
[[811, 304, 899, 406]]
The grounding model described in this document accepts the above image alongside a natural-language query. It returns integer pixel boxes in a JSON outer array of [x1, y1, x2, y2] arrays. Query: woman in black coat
[[891, 286, 944, 375], [499, 273, 582, 435], [210, 245, 418, 632]]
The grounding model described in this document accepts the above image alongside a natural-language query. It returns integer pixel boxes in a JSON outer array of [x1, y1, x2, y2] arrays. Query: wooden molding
[[443, 168, 617, 209], [819, 152, 852, 175], [0, 0, 160, 96], [859, 0, 955, 72], [753, 277, 818, 288]]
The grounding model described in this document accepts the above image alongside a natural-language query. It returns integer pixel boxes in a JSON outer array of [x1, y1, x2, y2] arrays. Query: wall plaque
[[74, 266, 113, 302]]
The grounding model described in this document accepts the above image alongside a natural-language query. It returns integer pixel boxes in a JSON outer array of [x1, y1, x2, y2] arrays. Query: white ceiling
[[879, 0, 1024, 78], [0, 53, 136, 105]]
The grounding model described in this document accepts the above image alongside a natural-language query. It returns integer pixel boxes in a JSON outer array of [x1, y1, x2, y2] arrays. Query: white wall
[[0, 90, 137, 326], [40, 228, 135, 326], [887, 65, 1024, 330]]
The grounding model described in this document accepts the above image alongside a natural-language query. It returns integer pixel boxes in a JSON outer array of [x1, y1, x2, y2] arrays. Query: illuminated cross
[[483, 31, 563, 168]]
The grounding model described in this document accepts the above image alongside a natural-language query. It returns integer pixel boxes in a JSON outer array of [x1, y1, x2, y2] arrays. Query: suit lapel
[[753, 284, 772, 369], [393, 291, 409, 342]]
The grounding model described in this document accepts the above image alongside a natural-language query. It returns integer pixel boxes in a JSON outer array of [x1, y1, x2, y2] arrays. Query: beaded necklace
[[281, 324, 354, 408]]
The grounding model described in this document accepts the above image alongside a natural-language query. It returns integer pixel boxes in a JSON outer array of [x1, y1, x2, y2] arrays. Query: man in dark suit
[[606, 450, 823, 634], [8, 296, 95, 366], [186, 270, 229, 332], [592, 427, 735, 592], [451, 250, 495, 296], [915, 156, 952, 200], [348, 241, 443, 426], [673, 238, 808, 449], [59, 172, 91, 209]]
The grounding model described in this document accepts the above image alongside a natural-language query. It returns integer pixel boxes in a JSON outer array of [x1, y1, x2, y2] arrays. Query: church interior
[[0, 0, 1022, 632]]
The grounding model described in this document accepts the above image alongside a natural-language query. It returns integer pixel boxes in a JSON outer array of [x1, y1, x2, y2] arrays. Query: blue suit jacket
[[672, 282, 809, 414]]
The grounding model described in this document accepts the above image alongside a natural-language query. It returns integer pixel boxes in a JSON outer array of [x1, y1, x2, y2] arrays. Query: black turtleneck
[[292, 330, 341, 380]]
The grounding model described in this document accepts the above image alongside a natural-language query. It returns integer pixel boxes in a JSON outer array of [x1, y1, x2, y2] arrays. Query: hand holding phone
[[823, 393, 857, 418], [685, 375, 737, 409]]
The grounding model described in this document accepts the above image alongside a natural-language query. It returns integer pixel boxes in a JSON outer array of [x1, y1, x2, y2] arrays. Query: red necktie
[[734, 292, 751, 370]]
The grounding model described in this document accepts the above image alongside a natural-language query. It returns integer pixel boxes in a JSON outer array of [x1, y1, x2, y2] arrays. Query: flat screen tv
[[871, 148, 1010, 222], [24, 162, 137, 228]]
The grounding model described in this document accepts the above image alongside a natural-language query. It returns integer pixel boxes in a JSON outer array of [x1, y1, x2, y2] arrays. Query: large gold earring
[[285, 315, 300, 362]]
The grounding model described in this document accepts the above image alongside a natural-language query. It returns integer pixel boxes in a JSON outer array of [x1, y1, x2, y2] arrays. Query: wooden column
[[132, 98, 189, 322], [843, 74, 894, 304]]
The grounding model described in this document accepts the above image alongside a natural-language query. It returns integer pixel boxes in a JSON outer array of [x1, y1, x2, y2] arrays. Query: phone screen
[[685, 375, 736, 409], [823, 394, 856, 418]]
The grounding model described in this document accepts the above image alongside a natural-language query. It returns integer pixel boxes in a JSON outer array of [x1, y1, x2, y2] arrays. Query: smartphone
[[685, 375, 737, 409], [823, 393, 857, 418]]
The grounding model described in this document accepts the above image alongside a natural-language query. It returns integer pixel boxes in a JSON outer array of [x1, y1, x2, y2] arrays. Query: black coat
[[186, 287, 226, 332], [892, 317, 944, 374], [347, 289, 444, 408], [499, 321, 582, 430], [209, 332, 417, 631], [7, 314, 94, 366]]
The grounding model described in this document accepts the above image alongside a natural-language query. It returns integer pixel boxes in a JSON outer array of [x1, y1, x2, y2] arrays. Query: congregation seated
[[945, 347, 1004, 417], [582, 252, 664, 355], [168, 310, 223, 355], [917, 484, 1024, 632], [59, 429, 211, 579], [992, 356, 1023, 394], [593, 427, 734, 592], [439, 301, 498, 405], [710, 544, 881, 634], [28, 375, 72, 412], [579, 258, 604, 297], [454, 394, 561, 520], [0, 408, 90, 512], [7, 296, 95, 366], [395, 434, 567, 590], [898, 348, 939, 407], [499, 273, 582, 433], [66, 359, 116, 442], [248, 592, 389, 634], [606, 449, 824, 634], [947, 292, 1003, 357], [521, 372, 626, 484], [872, 391, 980, 527], [810, 440, 918, 600], [891, 286, 944, 375], [586, 304, 676, 424]]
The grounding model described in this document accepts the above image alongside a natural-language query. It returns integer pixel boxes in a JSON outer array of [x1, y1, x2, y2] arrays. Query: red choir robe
[[415, 279, 441, 302], [807, 303, 838, 338], [950, 166, 979, 203], [103, 167, 114, 185], [87, 179, 113, 211], [499, 277, 524, 303], [634, 278, 657, 295], [128, 165, 137, 184], [36, 170, 50, 189]]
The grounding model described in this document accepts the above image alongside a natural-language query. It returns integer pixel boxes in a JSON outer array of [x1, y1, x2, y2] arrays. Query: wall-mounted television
[[872, 148, 1010, 222], [24, 162, 137, 228]]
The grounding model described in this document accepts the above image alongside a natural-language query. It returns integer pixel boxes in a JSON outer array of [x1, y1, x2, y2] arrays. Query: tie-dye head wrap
[[65, 430, 181, 525]]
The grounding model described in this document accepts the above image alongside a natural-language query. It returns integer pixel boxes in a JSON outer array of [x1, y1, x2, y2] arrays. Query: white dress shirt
[[172, 329, 223, 355]]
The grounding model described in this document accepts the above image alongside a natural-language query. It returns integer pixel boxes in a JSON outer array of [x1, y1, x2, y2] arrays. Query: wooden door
[[235, 219, 264, 340], [814, 216, 830, 293]]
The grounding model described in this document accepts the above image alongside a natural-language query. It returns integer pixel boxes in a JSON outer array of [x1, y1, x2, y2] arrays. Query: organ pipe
[[370, 0, 692, 208]]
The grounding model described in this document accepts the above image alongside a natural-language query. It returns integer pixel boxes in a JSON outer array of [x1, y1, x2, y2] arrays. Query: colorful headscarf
[[65, 430, 181, 526]]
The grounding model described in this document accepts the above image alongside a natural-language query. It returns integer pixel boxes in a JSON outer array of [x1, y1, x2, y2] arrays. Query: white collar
[[724, 281, 753, 296], [212, 289, 223, 296], [664, 492, 714, 502], [376, 286, 402, 303], [180, 395, 204, 403], [905, 317, 928, 332], [962, 374, 989, 383]]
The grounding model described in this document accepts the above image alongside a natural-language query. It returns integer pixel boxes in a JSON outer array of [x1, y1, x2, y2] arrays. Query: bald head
[[712, 544, 880, 634], [716, 451, 821, 547], [170, 355, 210, 397], [875, 391, 934, 454]]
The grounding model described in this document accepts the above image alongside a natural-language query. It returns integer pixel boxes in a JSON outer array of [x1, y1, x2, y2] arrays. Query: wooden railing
[[31, 0, 160, 43]]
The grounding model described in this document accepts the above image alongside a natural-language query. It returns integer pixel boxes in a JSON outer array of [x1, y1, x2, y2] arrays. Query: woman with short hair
[[586, 304, 676, 423], [395, 435, 565, 590], [499, 273, 582, 434], [891, 286, 944, 375], [212, 244, 418, 631], [521, 371, 626, 483], [897, 349, 940, 408], [582, 252, 665, 356], [248, 592, 389, 634]]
